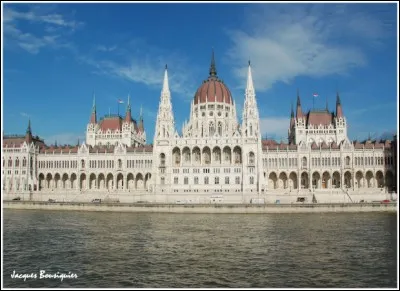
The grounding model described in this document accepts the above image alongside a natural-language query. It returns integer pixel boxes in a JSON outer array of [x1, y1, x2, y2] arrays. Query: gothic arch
[[233, 146, 242, 164], [202, 147, 211, 165], [289, 172, 297, 190], [268, 172, 278, 190], [213, 146, 221, 164], [172, 147, 181, 166]]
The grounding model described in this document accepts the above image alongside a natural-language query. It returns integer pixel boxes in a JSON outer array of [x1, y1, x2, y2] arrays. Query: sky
[[2, 2, 398, 145]]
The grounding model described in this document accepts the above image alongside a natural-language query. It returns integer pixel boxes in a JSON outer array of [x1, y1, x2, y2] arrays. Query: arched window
[[160, 153, 166, 167], [302, 157, 307, 167], [249, 152, 255, 165], [15, 158, 20, 167], [118, 159, 122, 169], [8, 158, 12, 167], [204, 177, 209, 185], [250, 176, 254, 184], [209, 122, 215, 136], [345, 156, 351, 166], [218, 122, 222, 136], [81, 159, 85, 169]]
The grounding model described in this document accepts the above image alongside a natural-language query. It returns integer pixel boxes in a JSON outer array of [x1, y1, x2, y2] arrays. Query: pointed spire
[[124, 93, 132, 123], [90, 91, 97, 124], [209, 48, 217, 77], [296, 89, 303, 118], [336, 91, 341, 105], [138, 104, 144, 133], [26, 118, 32, 135], [336, 91, 343, 118], [326, 96, 328, 111], [291, 102, 294, 118], [92, 90, 96, 113], [162, 64, 170, 93], [246, 60, 254, 92], [25, 118, 33, 144]]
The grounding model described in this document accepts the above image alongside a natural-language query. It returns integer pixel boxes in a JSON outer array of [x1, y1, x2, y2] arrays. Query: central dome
[[193, 51, 233, 105]]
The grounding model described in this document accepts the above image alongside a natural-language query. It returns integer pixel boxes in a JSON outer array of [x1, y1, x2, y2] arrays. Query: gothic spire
[[246, 59, 254, 93], [336, 91, 343, 118], [162, 64, 170, 93], [291, 102, 294, 118], [209, 48, 217, 77], [25, 118, 33, 144], [296, 89, 303, 118], [124, 93, 132, 123], [90, 91, 97, 124]]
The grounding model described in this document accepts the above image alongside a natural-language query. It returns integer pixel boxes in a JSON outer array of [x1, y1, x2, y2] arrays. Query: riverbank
[[3, 201, 397, 213]]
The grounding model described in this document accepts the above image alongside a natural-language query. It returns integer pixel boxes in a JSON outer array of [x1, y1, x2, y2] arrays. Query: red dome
[[194, 76, 233, 105], [194, 49, 233, 105]]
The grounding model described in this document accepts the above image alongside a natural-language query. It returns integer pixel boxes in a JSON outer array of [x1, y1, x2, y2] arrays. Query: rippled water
[[3, 209, 398, 288]]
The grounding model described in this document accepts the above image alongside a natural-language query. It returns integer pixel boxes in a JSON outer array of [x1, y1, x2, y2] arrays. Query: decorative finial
[[248, 59, 251, 66], [26, 118, 32, 135], [209, 48, 217, 77]]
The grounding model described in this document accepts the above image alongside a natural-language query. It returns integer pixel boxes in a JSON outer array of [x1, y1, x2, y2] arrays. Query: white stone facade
[[2, 55, 397, 204]]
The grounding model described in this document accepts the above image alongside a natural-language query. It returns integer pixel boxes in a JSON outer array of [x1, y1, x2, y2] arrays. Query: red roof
[[99, 116, 123, 131], [194, 76, 233, 105], [307, 110, 333, 126]]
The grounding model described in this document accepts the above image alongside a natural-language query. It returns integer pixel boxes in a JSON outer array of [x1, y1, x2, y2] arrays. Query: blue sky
[[3, 2, 398, 145]]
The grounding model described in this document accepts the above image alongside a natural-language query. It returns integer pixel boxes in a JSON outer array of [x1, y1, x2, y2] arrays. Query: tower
[[152, 65, 176, 196], [241, 61, 260, 138], [241, 61, 262, 194], [154, 65, 175, 140]]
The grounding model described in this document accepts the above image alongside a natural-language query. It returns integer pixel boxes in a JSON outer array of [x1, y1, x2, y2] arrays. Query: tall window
[[194, 177, 199, 184], [235, 177, 240, 184], [215, 177, 219, 185], [184, 177, 188, 185], [174, 177, 178, 184], [250, 176, 254, 184], [204, 177, 209, 185], [15, 158, 19, 167], [225, 177, 229, 184]]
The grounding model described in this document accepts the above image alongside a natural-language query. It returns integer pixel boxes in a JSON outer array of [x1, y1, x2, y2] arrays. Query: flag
[[313, 93, 319, 97], [117, 99, 124, 104]]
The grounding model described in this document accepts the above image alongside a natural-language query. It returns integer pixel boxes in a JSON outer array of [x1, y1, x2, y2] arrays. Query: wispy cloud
[[20, 112, 30, 118], [3, 5, 83, 54], [226, 4, 394, 91], [259, 117, 289, 140], [96, 45, 117, 52], [43, 133, 85, 146], [80, 40, 197, 100]]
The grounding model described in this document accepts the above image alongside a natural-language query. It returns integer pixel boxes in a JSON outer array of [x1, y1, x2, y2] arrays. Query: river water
[[3, 209, 398, 288]]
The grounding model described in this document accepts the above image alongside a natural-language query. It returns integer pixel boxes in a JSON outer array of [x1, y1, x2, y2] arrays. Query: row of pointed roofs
[[261, 138, 394, 150], [38, 144, 154, 154], [89, 93, 145, 133], [290, 91, 344, 127]]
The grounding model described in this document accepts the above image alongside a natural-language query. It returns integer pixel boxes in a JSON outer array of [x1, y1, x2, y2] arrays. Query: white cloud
[[80, 43, 197, 100], [96, 45, 117, 52], [20, 112, 30, 118], [226, 4, 393, 91], [259, 117, 289, 140], [3, 5, 83, 54], [43, 133, 85, 146]]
